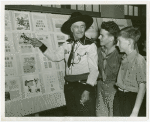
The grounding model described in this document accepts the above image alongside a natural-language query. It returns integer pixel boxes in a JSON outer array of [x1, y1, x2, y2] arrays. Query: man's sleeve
[[39, 43, 65, 62], [86, 43, 99, 91]]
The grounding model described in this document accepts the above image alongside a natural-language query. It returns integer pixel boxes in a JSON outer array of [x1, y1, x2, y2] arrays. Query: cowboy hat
[[61, 12, 93, 35]]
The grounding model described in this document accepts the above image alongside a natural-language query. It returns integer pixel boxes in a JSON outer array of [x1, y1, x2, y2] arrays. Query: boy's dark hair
[[118, 26, 141, 48], [101, 21, 120, 44]]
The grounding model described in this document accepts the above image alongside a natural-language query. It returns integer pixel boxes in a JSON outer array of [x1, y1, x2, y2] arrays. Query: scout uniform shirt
[[39, 35, 99, 87], [97, 47, 122, 93], [116, 50, 146, 92]]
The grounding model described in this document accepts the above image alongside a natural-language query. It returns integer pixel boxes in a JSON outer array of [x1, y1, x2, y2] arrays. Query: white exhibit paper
[[22, 74, 42, 98], [20, 54, 38, 75], [5, 77, 21, 101], [13, 32, 34, 53], [5, 54, 17, 77], [31, 13, 48, 32], [13, 11, 31, 31], [43, 73, 59, 93], [5, 10, 12, 31], [5, 33, 15, 54]]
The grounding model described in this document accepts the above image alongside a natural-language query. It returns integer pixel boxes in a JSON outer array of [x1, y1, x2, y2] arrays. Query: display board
[[5, 10, 70, 117], [5, 10, 132, 117]]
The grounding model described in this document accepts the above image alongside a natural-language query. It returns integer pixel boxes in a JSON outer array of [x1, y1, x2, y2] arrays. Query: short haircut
[[118, 26, 141, 48], [101, 21, 120, 44]]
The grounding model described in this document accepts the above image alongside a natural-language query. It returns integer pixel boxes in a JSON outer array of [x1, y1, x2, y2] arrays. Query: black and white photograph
[[1, 1, 149, 121]]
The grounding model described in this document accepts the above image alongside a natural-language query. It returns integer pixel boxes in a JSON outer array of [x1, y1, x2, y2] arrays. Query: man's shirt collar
[[67, 35, 93, 45]]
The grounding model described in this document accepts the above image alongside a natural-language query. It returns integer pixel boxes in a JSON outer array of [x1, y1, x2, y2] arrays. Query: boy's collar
[[101, 45, 116, 56], [122, 50, 137, 61]]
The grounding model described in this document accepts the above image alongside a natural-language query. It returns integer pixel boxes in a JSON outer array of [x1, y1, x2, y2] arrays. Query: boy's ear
[[110, 36, 114, 42], [128, 38, 134, 45]]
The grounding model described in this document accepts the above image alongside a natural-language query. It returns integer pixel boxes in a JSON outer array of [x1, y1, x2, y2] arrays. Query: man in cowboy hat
[[30, 12, 99, 116]]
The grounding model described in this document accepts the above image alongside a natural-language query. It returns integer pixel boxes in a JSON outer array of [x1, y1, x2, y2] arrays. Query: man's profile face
[[71, 21, 86, 40], [98, 29, 112, 46]]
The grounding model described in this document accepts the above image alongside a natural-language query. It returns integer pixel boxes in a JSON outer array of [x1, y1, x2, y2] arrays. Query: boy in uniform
[[96, 21, 122, 116]]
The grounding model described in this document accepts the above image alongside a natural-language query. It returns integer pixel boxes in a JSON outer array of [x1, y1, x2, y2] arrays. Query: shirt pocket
[[107, 59, 120, 75], [123, 67, 138, 88]]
